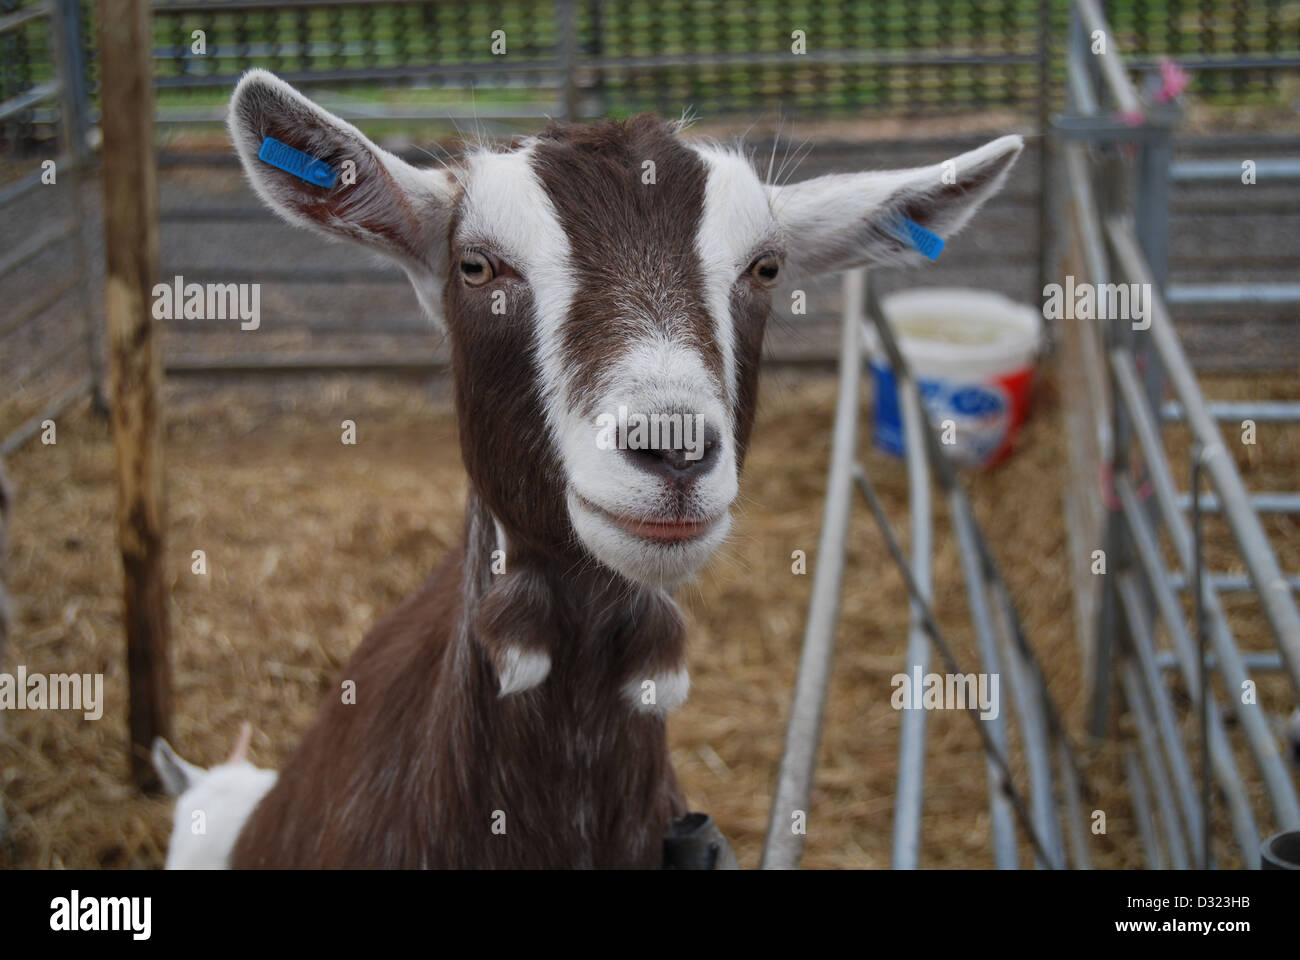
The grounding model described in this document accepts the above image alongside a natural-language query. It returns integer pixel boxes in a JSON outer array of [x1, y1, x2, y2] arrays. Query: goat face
[[229, 70, 1022, 587]]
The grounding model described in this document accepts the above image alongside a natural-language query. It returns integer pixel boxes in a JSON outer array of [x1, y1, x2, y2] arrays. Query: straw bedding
[[1, 364, 1296, 869]]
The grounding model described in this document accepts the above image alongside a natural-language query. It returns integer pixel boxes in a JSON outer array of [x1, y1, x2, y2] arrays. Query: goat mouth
[[576, 496, 720, 544]]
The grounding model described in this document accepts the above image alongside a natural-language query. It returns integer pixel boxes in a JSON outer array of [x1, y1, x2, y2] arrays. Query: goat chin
[[164, 763, 277, 870]]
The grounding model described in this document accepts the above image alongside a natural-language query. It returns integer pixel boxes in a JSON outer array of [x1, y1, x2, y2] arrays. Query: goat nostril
[[622, 421, 721, 482]]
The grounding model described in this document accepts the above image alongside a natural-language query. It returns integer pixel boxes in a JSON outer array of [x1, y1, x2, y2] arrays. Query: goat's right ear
[[228, 69, 456, 320], [151, 737, 203, 797]]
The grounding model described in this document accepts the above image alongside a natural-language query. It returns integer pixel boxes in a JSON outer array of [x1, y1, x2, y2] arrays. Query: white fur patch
[[562, 335, 737, 586], [164, 761, 277, 870], [497, 646, 553, 696], [693, 145, 781, 405], [624, 666, 691, 714]]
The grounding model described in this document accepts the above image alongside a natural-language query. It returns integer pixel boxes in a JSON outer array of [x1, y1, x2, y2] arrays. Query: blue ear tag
[[887, 216, 945, 260], [257, 136, 337, 188]]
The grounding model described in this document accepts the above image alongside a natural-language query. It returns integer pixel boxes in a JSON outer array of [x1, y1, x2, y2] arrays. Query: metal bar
[[165, 355, 445, 376], [1163, 401, 1300, 424], [1192, 446, 1211, 871], [1117, 575, 1200, 860], [1073, 0, 1142, 116], [157, 267, 402, 284], [1057, 738, 1092, 869], [152, 101, 561, 123], [1109, 221, 1300, 701], [2, 337, 85, 391], [1167, 572, 1300, 594], [166, 316, 433, 334], [0, 376, 90, 457], [0, 80, 61, 122], [0, 218, 75, 278], [53, 0, 98, 406], [1063, 144, 1112, 459], [990, 568, 1065, 869], [949, 492, 1019, 869], [545, 50, 1043, 71], [1120, 659, 1189, 869], [1114, 472, 1263, 863], [1171, 158, 1300, 182], [154, 0, 453, 10], [1166, 283, 1300, 305], [0, 2, 51, 35], [1066, 4, 1098, 116], [890, 380, 931, 870], [0, 276, 79, 341], [557, 0, 577, 121], [760, 269, 863, 871], [1123, 747, 1163, 869], [142, 50, 1041, 95], [0, 158, 71, 207], [1155, 650, 1285, 672], [1132, 55, 1300, 72], [1177, 492, 1300, 515], [1035, 0, 1053, 300], [1136, 131, 1173, 294]]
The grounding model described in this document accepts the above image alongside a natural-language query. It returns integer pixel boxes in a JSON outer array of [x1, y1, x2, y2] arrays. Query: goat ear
[[228, 69, 456, 320], [152, 738, 204, 797], [770, 134, 1023, 277]]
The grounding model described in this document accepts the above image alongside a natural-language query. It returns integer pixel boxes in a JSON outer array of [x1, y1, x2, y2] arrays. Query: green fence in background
[[1, 0, 1297, 141]]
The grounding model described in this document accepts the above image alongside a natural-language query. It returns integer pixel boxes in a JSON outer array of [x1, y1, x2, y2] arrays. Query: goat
[[153, 724, 276, 869], [157, 69, 1021, 868]]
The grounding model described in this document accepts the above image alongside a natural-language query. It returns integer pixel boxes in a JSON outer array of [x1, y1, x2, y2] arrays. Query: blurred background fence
[[1, 0, 1297, 444]]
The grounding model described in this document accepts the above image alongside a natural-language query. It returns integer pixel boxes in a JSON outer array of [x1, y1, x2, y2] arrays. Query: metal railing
[[760, 267, 1094, 871], [1059, 0, 1300, 869], [0, 0, 98, 457], [760, 0, 1299, 870]]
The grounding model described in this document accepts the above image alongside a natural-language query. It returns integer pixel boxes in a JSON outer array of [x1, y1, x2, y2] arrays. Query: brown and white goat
[[157, 70, 1021, 868]]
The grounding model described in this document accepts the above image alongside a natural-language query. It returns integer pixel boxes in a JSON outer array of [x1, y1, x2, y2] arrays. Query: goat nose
[[623, 419, 721, 484]]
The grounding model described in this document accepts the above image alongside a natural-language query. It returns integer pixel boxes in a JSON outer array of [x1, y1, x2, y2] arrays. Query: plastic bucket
[[867, 288, 1042, 469]]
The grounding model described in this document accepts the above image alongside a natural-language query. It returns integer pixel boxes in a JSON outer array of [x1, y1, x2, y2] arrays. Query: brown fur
[[232, 493, 688, 868]]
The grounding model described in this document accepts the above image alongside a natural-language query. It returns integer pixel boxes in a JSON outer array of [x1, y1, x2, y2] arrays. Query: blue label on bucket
[[871, 361, 1011, 467]]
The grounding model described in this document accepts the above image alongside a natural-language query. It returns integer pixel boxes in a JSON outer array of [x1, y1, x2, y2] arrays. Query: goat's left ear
[[228, 69, 457, 321], [770, 134, 1023, 276]]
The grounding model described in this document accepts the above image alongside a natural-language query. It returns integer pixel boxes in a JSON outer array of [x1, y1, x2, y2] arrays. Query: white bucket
[[866, 288, 1043, 469]]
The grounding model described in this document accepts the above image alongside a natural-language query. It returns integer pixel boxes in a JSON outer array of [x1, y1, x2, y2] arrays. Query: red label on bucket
[[872, 362, 1035, 470]]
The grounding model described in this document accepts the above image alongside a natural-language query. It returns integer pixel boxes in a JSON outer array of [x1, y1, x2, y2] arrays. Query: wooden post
[[99, 0, 171, 788]]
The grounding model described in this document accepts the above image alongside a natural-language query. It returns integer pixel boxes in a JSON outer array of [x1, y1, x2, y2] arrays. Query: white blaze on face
[[692, 145, 780, 409], [563, 329, 737, 586], [457, 144, 578, 455]]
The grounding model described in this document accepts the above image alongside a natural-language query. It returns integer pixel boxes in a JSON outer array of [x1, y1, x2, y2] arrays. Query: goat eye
[[460, 249, 493, 286], [748, 253, 780, 285]]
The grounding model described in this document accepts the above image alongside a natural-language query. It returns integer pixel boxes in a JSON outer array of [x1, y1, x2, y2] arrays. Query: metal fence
[[759, 0, 1300, 870], [1058, 0, 1300, 868], [0, 0, 97, 457]]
